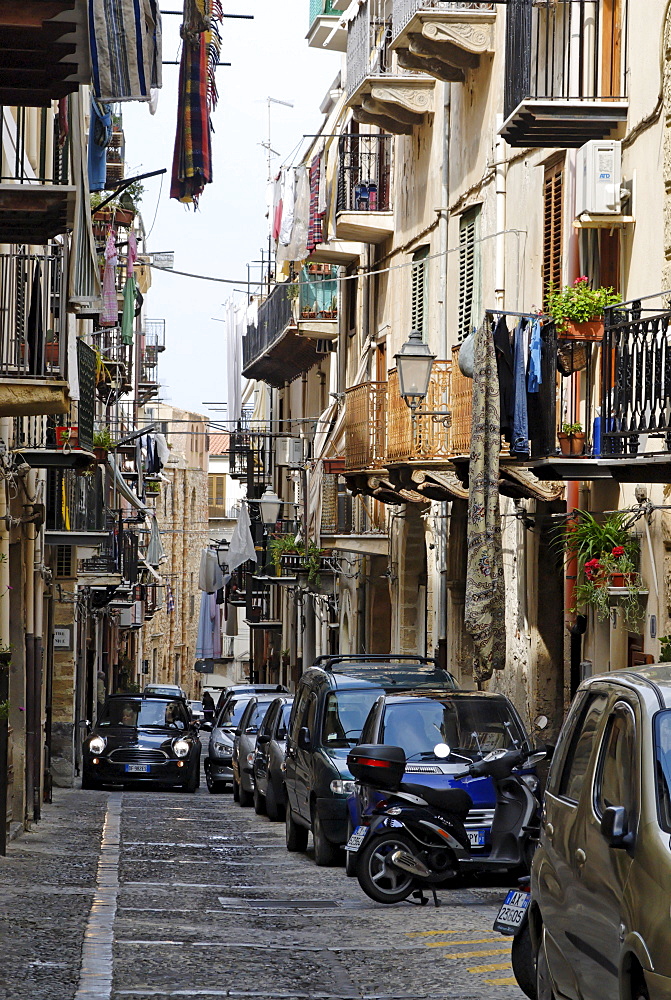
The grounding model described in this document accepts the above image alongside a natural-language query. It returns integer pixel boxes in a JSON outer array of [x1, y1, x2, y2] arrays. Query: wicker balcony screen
[[449, 344, 472, 456], [344, 381, 387, 471], [387, 361, 451, 463]]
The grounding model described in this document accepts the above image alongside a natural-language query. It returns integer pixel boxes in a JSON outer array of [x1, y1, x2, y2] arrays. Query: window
[[411, 246, 429, 339], [209, 474, 226, 517], [558, 691, 609, 802], [654, 710, 671, 832], [289, 686, 310, 741], [458, 207, 480, 341], [595, 702, 636, 817], [543, 160, 564, 305], [55, 545, 72, 578]]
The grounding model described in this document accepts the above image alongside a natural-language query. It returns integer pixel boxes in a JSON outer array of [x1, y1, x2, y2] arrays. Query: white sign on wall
[[54, 626, 73, 651]]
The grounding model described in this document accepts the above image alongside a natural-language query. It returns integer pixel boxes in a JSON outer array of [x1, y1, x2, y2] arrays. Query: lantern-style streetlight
[[394, 330, 452, 428], [259, 487, 282, 527]]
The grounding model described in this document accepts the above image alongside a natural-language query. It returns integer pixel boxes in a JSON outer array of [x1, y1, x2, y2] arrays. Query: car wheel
[[285, 804, 309, 852], [81, 771, 102, 791], [265, 779, 280, 821], [356, 831, 416, 904], [536, 935, 556, 1000], [312, 808, 340, 867], [239, 781, 253, 807], [345, 818, 358, 877], [511, 923, 536, 1000], [253, 783, 266, 815], [632, 969, 650, 1000], [233, 779, 240, 802], [205, 767, 225, 794]]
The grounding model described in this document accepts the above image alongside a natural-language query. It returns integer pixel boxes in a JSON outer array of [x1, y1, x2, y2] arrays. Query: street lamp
[[394, 329, 451, 428], [259, 487, 282, 527]]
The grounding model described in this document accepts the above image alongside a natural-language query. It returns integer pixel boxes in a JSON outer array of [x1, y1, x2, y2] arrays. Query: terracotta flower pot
[[569, 432, 586, 456], [93, 446, 108, 463], [609, 572, 636, 588], [560, 319, 604, 342], [558, 432, 571, 456]]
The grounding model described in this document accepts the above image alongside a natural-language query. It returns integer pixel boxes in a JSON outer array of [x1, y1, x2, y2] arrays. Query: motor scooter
[[346, 742, 546, 905]]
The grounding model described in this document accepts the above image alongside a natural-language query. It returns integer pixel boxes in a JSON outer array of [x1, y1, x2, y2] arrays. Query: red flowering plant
[[545, 276, 621, 334]]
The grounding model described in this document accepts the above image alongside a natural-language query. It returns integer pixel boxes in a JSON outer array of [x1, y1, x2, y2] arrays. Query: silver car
[[232, 695, 279, 807]]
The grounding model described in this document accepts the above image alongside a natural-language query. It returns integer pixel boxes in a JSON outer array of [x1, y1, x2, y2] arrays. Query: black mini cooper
[[82, 693, 201, 792]]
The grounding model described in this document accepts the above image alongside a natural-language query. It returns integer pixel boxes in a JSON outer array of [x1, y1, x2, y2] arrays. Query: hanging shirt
[[527, 319, 543, 393], [492, 316, 514, 443], [121, 273, 136, 345], [511, 320, 529, 458], [100, 230, 118, 327]]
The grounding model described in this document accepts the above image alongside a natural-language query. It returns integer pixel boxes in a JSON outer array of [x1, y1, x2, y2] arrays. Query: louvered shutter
[[543, 161, 564, 306], [411, 247, 429, 339], [458, 208, 480, 341]]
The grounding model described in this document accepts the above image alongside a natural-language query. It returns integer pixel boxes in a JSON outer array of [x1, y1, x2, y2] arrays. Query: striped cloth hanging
[[88, 0, 162, 103]]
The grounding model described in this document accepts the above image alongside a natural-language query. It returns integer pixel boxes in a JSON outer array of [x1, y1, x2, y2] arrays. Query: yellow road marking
[[426, 938, 510, 952], [407, 930, 468, 937], [484, 976, 518, 985], [433, 948, 512, 958], [467, 962, 513, 973]]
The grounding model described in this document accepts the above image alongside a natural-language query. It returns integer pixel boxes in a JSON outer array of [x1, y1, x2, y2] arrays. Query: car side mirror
[[78, 719, 91, 728], [298, 726, 312, 751], [276, 728, 287, 741], [200, 722, 212, 732], [601, 805, 634, 849], [245, 725, 259, 736], [256, 733, 271, 745]]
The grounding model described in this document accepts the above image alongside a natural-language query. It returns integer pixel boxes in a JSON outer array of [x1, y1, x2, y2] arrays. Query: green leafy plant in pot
[[546, 277, 621, 342], [558, 421, 585, 457]]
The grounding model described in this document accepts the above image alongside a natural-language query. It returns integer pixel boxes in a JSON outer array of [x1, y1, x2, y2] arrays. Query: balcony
[[344, 381, 387, 471], [298, 267, 339, 343], [386, 362, 451, 464], [307, 0, 347, 50], [501, 0, 629, 148], [336, 132, 394, 243], [0, 108, 76, 243], [0, 0, 89, 106], [228, 429, 275, 492], [44, 466, 107, 548], [91, 326, 134, 397], [242, 282, 329, 388], [80, 511, 139, 587], [345, 0, 435, 134], [390, 1, 496, 83], [0, 248, 70, 418]]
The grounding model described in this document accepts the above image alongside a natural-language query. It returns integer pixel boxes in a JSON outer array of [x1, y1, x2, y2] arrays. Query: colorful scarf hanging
[[170, 0, 222, 206]]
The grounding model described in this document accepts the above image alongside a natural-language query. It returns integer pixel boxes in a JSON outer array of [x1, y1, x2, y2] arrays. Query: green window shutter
[[458, 207, 480, 341], [411, 246, 429, 339]]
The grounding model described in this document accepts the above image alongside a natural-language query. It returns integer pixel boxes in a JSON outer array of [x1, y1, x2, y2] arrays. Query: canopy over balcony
[[500, 0, 629, 148]]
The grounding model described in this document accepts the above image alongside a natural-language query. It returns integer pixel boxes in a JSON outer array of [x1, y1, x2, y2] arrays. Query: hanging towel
[[198, 548, 225, 593], [121, 273, 136, 345], [26, 262, 44, 376], [88, 0, 162, 103], [228, 505, 257, 571], [307, 155, 325, 253], [88, 98, 112, 192], [464, 320, 506, 682], [100, 230, 118, 326], [511, 321, 529, 458], [196, 591, 214, 659]]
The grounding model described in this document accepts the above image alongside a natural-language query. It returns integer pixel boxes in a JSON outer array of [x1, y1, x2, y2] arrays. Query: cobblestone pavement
[[0, 758, 528, 1000]]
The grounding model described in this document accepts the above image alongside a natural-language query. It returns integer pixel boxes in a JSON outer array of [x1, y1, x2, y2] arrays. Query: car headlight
[[521, 774, 539, 794], [247, 752, 255, 765], [173, 739, 190, 758], [213, 741, 232, 755], [88, 735, 106, 755], [330, 779, 356, 795]]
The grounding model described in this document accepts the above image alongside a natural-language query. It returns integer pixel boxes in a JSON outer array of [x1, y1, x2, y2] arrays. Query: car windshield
[[332, 662, 457, 690], [190, 701, 202, 711], [322, 689, 385, 747], [218, 697, 250, 730], [98, 699, 187, 730], [246, 700, 275, 729], [380, 697, 526, 760], [654, 710, 671, 832]]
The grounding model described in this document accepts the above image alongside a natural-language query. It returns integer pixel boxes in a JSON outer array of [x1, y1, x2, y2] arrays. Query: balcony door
[[601, 0, 625, 98]]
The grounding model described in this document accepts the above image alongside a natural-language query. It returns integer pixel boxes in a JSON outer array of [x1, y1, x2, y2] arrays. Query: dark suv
[[283, 655, 457, 866]]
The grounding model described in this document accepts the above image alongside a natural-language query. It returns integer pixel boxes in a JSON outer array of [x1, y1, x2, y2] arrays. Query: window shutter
[[411, 246, 429, 338], [543, 161, 564, 306], [458, 208, 480, 341]]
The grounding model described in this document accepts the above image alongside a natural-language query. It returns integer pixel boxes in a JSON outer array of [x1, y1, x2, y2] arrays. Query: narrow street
[[0, 754, 527, 1000]]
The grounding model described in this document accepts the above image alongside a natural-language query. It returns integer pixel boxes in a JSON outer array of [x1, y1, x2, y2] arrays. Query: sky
[[122, 1, 341, 422]]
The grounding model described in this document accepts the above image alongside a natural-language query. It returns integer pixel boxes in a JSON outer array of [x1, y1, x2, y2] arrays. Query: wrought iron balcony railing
[[387, 362, 451, 464], [299, 268, 338, 320], [502, 0, 629, 147], [46, 467, 106, 533], [0, 107, 70, 186], [392, 0, 495, 38], [337, 133, 392, 214], [601, 295, 671, 459], [228, 429, 275, 490], [344, 381, 387, 471], [80, 511, 139, 584], [243, 283, 294, 372], [0, 247, 66, 379], [346, 0, 413, 97]]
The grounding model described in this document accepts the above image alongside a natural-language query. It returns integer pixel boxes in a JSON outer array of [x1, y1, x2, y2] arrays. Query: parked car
[[205, 691, 257, 793], [215, 683, 288, 712], [283, 655, 458, 866], [231, 694, 280, 806], [82, 693, 201, 791], [189, 700, 204, 722], [252, 695, 294, 819], [143, 683, 187, 700], [347, 690, 534, 875], [531, 664, 671, 1000]]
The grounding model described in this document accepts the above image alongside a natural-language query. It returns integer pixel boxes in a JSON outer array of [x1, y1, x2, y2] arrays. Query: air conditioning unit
[[275, 437, 303, 467], [575, 140, 622, 216]]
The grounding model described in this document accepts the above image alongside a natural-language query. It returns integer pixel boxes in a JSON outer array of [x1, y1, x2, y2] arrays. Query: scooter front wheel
[[356, 831, 418, 904]]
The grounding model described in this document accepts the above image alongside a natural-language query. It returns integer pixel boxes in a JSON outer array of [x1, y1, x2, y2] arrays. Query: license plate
[[493, 890, 531, 934], [467, 828, 487, 848], [125, 764, 149, 773], [345, 825, 367, 853]]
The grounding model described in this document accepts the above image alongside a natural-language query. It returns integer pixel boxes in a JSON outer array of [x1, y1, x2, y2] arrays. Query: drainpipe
[[362, 246, 371, 378], [32, 481, 44, 821], [0, 419, 10, 854], [494, 118, 507, 310], [437, 82, 451, 653], [24, 470, 36, 825]]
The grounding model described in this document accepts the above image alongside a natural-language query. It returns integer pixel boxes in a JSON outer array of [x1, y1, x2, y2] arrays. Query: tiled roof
[[209, 433, 229, 455]]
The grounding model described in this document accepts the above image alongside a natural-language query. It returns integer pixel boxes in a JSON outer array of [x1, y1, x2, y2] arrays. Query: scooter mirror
[[534, 715, 549, 731], [525, 750, 547, 767], [433, 743, 450, 758]]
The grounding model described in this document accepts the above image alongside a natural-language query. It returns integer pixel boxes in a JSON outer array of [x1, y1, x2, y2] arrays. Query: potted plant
[[45, 330, 59, 367], [268, 534, 300, 575], [93, 427, 113, 462], [546, 277, 621, 341], [558, 422, 585, 456], [574, 553, 647, 628], [659, 635, 671, 662], [55, 425, 78, 449]]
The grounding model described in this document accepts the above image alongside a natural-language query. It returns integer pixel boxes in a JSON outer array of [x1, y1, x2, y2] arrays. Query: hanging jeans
[[511, 321, 529, 457]]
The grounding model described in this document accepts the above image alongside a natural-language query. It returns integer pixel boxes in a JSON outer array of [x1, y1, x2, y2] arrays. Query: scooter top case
[[347, 744, 406, 791]]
